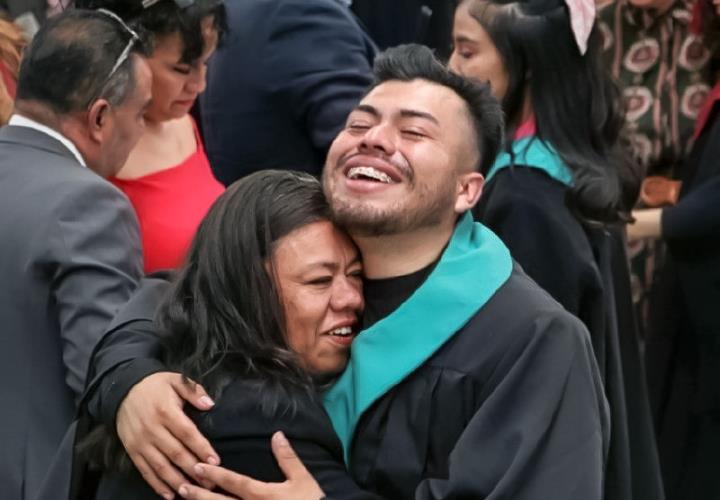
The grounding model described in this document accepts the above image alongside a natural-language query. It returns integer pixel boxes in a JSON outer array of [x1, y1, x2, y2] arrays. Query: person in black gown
[[448, 1, 664, 499]]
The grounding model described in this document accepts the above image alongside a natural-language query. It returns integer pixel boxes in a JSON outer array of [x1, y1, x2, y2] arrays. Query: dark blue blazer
[[199, 0, 376, 185]]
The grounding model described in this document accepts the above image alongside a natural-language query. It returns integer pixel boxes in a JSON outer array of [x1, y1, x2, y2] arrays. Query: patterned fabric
[[598, 0, 714, 177]]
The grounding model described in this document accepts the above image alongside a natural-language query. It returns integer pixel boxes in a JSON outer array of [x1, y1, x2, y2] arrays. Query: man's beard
[[326, 178, 457, 237]]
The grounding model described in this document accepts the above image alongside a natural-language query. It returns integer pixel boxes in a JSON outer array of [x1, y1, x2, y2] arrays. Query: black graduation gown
[[645, 108, 720, 500], [474, 167, 665, 500], [351, 0, 454, 59], [348, 265, 610, 499]]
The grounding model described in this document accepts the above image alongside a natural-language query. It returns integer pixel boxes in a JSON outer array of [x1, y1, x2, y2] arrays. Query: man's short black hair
[[370, 44, 504, 175], [16, 9, 149, 114]]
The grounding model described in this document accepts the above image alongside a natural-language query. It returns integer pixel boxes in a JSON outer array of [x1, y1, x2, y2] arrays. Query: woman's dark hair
[[75, 0, 227, 63], [160, 169, 332, 401], [459, 0, 639, 222], [370, 44, 505, 176], [80, 170, 334, 471]]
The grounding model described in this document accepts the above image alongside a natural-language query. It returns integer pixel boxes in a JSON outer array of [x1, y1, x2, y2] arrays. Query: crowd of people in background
[[0, 0, 718, 500]]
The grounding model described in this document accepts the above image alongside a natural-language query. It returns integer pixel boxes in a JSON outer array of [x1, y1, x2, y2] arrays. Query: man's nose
[[359, 123, 396, 156]]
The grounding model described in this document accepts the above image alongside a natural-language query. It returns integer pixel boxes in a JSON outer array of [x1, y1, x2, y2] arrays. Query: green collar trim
[[486, 136, 574, 187], [323, 212, 513, 463]]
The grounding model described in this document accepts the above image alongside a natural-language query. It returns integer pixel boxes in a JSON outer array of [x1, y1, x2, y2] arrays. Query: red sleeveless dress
[[112, 119, 224, 273]]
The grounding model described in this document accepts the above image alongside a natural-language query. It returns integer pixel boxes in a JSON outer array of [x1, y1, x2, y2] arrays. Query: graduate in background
[[629, 1, 720, 496], [449, 0, 664, 499]]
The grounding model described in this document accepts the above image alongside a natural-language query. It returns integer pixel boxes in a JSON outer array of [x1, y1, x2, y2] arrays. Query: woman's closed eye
[[305, 276, 333, 286], [173, 64, 192, 75]]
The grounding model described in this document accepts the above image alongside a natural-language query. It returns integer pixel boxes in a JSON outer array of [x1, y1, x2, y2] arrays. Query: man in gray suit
[[0, 9, 152, 499]]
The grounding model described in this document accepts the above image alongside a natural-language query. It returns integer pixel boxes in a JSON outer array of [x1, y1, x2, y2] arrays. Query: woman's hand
[[116, 372, 219, 499], [177, 432, 325, 500]]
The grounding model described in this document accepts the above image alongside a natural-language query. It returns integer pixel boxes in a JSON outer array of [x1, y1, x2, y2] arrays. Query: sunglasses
[[88, 9, 141, 106]]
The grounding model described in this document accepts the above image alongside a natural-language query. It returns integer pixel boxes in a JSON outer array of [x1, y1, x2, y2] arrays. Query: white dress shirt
[[8, 114, 86, 167]]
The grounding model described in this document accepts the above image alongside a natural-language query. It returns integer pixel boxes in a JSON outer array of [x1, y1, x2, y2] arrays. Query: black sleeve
[[262, 0, 375, 154], [82, 274, 172, 427], [414, 312, 609, 500], [200, 385, 383, 500], [661, 177, 720, 240]]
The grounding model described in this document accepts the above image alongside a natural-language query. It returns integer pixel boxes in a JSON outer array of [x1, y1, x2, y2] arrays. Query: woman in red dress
[[77, 0, 227, 273], [0, 17, 25, 125]]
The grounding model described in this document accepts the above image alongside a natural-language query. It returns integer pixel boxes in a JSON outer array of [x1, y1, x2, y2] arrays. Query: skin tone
[[323, 79, 484, 279], [448, 1, 533, 126], [115, 16, 218, 180], [115, 78, 486, 499], [448, 1, 509, 101], [627, 208, 663, 241], [272, 220, 364, 377], [14, 54, 153, 178]]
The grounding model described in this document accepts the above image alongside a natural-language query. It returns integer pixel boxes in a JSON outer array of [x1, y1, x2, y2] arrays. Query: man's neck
[[352, 223, 455, 280], [13, 101, 62, 132]]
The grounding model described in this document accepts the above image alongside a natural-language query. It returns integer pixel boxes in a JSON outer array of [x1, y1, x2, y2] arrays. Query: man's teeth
[[329, 326, 353, 337], [347, 166, 393, 184]]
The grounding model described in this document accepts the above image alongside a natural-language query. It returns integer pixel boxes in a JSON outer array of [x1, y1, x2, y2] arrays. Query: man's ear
[[86, 98, 112, 142], [454, 171, 484, 214]]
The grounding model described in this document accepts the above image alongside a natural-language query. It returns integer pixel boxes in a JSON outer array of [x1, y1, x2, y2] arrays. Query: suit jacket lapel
[[0, 125, 82, 166]]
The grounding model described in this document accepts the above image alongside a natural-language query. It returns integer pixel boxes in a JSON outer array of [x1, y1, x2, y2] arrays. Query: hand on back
[[116, 371, 219, 499]]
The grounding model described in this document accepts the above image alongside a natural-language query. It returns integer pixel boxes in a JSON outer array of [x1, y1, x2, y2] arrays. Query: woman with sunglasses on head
[[75, 0, 226, 273], [449, 1, 663, 499]]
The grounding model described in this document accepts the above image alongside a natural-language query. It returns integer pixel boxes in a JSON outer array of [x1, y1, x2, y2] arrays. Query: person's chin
[[309, 355, 350, 383]]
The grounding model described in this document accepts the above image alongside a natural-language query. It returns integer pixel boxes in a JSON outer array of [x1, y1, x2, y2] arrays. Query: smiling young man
[[80, 45, 609, 500]]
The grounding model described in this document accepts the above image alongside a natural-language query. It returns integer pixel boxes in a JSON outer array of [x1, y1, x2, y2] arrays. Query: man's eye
[[173, 65, 191, 75], [347, 123, 370, 131], [402, 129, 425, 138]]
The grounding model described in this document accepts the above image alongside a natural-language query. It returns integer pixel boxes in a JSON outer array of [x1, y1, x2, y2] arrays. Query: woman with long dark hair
[[82, 170, 377, 499], [74, 0, 227, 273], [449, 1, 663, 499]]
